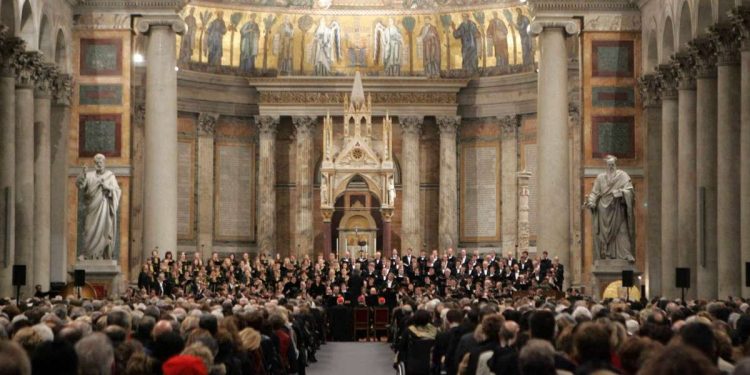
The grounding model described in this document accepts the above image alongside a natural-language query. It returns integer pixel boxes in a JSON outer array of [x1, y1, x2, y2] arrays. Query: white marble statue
[[388, 175, 396, 206], [76, 154, 121, 260], [584, 155, 635, 262], [321, 176, 329, 206]]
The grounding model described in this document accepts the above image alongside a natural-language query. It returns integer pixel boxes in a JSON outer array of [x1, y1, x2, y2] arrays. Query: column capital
[[638, 73, 662, 107], [499, 114, 520, 138], [34, 63, 58, 98], [255, 115, 280, 136], [292, 115, 316, 136], [671, 50, 696, 90], [197, 112, 219, 136], [12, 51, 43, 89], [51, 73, 72, 106], [708, 22, 741, 66], [687, 36, 717, 78], [437, 116, 460, 135], [133, 103, 146, 125], [529, 16, 580, 36], [135, 14, 186, 35], [0, 29, 26, 77], [729, 6, 750, 51], [655, 63, 679, 100], [399, 116, 423, 135]]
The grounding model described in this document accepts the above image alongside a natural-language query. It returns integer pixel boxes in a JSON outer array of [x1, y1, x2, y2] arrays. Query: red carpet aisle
[[307, 342, 396, 375]]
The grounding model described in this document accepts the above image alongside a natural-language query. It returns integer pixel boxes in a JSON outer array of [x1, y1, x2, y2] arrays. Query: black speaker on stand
[[74, 269, 86, 299], [12, 265, 26, 306], [622, 270, 634, 301], [676, 267, 690, 301]]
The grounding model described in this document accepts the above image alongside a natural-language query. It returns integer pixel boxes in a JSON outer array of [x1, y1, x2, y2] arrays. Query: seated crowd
[[5, 249, 749, 375]]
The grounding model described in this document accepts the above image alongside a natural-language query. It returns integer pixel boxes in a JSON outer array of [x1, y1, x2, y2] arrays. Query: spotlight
[[175, 66, 179, 72], [133, 53, 144, 63]]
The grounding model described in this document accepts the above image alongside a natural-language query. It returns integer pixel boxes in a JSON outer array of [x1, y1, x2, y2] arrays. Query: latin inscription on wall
[[460, 142, 500, 242], [215, 143, 255, 241], [177, 140, 194, 239]]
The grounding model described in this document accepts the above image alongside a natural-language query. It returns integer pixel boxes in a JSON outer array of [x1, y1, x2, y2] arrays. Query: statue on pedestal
[[584, 155, 635, 262], [76, 154, 121, 260], [387, 175, 396, 206], [321, 176, 329, 206]]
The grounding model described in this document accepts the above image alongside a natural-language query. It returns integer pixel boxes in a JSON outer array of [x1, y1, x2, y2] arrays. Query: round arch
[[54, 28, 68, 72], [332, 173, 384, 205], [677, 1, 692, 48], [662, 17, 675, 63], [19, 0, 36, 49]]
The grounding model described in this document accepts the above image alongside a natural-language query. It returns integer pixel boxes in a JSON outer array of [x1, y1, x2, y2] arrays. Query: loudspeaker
[[74, 269, 86, 287], [676, 267, 691, 289], [12, 265, 26, 286], [746, 263, 750, 287], [622, 270, 634, 288]]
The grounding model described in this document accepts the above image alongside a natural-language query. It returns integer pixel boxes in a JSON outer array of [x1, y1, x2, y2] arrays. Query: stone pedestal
[[72, 260, 123, 297], [591, 259, 641, 300]]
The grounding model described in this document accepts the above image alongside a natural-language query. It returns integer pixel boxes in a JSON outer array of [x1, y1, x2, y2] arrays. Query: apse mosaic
[[175, 2, 535, 77]]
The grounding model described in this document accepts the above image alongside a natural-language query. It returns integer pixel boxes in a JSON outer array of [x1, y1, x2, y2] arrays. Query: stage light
[[133, 53, 144, 63]]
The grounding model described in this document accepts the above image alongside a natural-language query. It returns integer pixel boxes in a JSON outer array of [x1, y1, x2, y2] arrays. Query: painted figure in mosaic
[[76, 154, 121, 260], [418, 16, 441, 77], [312, 18, 341, 76], [374, 18, 403, 76], [452, 14, 480, 74], [180, 7, 197, 64], [584, 155, 635, 262], [205, 11, 227, 66], [515, 8, 532, 66], [274, 16, 295, 74], [487, 12, 509, 67], [239, 14, 261, 72]]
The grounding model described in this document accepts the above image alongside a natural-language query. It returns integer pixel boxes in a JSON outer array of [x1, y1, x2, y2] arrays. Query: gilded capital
[[398, 116, 423, 135], [255, 115, 279, 136], [135, 15, 186, 35], [437, 116, 460, 135]]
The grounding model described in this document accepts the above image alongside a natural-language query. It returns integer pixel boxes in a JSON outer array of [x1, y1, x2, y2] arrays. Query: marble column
[[437, 116, 459, 251], [0, 34, 24, 298], [137, 16, 185, 258], [255, 115, 279, 255], [14, 51, 40, 293], [197, 112, 218, 258], [322, 208, 333, 258], [293, 115, 315, 257], [500, 115, 519, 253], [732, 9, 750, 297], [638, 73, 662, 298], [33, 64, 55, 290], [674, 52, 698, 299], [517, 171, 532, 255], [689, 37, 718, 299], [49, 74, 72, 283], [399, 116, 422, 253], [710, 24, 742, 298], [529, 19, 579, 269], [656, 63, 679, 299]]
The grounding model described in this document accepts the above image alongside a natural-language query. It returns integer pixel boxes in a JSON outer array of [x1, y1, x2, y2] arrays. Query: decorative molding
[[529, 17, 580, 36], [687, 37, 717, 79], [12, 51, 43, 89], [52, 73, 73, 106], [584, 167, 644, 178], [258, 91, 456, 105], [398, 116, 423, 135], [197, 112, 219, 136], [583, 14, 641, 31], [74, 0, 188, 12], [255, 115, 279, 137], [73, 13, 132, 29], [655, 63, 678, 100], [437, 116, 460, 135], [135, 14, 186, 34], [69, 165, 132, 177], [708, 22, 741, 66], [637, 73, 661, 107], [530, 0, 638, 12]]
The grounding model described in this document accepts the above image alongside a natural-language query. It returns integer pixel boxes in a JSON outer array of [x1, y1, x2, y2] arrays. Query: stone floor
[[307, 342, 396, 375]]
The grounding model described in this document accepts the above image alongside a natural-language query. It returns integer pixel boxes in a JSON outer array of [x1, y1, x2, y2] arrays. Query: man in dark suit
[[553, 256, 565, 290], [347, 269, 363, 305], [432, 309, 464, 375], [152, 273, 171, 297], [539, 250, 552, 277]]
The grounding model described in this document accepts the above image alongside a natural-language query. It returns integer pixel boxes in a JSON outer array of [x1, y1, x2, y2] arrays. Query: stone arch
[[696, 0, 713, 34], [19, 0, 36, 49], [646, 30, 659, 72], [38, 13, 52, 59], [678, 0, 692, 48], [717, 0, 733, 21], [662, 16, 675, 63], [54, 28, 68, 72], [0, 0, 16, 33], [332, 173, 384, 204]]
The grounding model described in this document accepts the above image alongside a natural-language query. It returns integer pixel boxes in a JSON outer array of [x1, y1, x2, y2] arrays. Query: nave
[[307, 342, 395, 375]]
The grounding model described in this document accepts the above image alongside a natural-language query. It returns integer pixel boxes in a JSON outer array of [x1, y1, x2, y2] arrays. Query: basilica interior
[[0, 0, 748, 303]]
